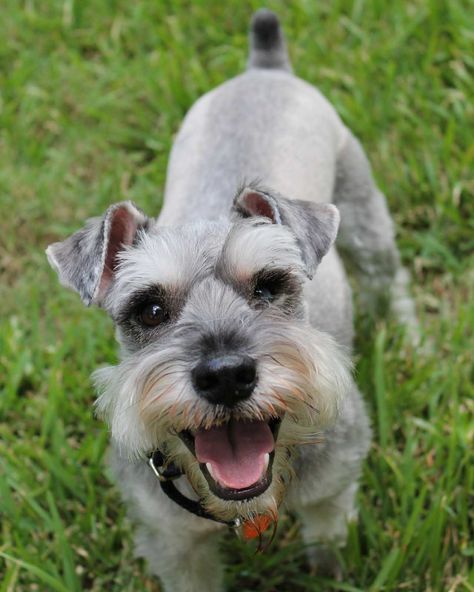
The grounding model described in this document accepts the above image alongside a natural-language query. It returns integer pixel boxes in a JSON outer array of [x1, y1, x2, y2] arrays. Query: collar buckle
[[230, 517, 242, 530]]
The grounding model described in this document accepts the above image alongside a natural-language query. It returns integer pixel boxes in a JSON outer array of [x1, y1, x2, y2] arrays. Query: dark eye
[[252, 269, 293, 305], [253, 279, 281, 303], [139, 303, 168, 327]]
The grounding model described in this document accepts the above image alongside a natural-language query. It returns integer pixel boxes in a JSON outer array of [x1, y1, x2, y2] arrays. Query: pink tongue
[[194, 420, 274, 490]]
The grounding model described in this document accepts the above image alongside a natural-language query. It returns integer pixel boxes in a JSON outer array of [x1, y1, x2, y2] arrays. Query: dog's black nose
[[192, 354, 257, 406]]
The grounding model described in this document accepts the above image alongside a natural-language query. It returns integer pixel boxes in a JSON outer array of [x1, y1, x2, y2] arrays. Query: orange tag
[[242, 514, 273, 540]]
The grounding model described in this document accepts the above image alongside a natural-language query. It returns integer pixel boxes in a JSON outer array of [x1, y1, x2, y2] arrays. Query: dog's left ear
[[46, 201, 148, 306], [233, 187, 340, 279]]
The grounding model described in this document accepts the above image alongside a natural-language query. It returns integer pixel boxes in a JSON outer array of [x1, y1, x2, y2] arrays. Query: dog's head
[[47, 186, 351, 522]]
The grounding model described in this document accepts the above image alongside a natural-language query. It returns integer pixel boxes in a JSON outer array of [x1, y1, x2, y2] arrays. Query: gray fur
[[46, 9, 417, 591], [46, 201, 147, 305], [233, 186, 340, 279], [247, 9, 292, 73]]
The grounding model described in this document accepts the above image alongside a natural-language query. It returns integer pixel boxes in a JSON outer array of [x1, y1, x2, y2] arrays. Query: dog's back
[[159, 9, 349, 227]]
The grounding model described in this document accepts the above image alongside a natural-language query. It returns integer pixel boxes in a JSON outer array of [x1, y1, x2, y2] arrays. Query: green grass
[[0, 0, 473, 590]]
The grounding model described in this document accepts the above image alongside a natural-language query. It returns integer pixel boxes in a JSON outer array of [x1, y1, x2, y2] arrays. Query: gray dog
[[46, 10, 417, 591]]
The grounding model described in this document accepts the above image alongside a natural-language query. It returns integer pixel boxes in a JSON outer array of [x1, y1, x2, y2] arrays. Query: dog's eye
[[139, 303, 167, 327], [254, 282, 277, 302], [253, 273, 287, 303], [252, 269, 294, 305]]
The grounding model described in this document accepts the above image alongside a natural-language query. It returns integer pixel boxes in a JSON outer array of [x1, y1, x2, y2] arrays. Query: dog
[[46, 9, 417, 591]]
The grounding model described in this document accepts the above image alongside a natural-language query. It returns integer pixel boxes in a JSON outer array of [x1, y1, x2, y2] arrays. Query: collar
[[147, 449, 277, 543], [148, 449, 242, 530]]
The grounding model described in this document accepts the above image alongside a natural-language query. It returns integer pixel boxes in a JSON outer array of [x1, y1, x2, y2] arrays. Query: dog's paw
[[307, 545, 343, 581]]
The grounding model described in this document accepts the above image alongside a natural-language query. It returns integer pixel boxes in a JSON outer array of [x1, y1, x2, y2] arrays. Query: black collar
[[148, 449, 242, 529]]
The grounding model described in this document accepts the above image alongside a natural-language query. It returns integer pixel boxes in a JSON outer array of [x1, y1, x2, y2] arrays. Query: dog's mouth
[[179, 418, 281, 501]]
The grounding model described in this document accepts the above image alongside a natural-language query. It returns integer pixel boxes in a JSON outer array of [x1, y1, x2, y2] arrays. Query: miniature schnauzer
[[46, 9, 417, 591]]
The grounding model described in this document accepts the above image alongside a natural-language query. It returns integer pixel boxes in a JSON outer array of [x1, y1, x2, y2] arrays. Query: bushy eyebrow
[[252, 267, 301, 291], [217, 222, 303, 281]]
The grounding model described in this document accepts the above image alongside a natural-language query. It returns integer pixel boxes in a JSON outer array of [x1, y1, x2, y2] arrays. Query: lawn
[[0, 1, 473, 590]]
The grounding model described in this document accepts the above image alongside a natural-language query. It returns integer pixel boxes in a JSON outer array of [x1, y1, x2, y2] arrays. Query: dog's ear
[[46, 201, 148, 306], [233, 187, 340, 279]]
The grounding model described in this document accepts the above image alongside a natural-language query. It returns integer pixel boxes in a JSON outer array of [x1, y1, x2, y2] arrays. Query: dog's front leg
[[297, 483, 359, 581], [135, 524, 225, 592]]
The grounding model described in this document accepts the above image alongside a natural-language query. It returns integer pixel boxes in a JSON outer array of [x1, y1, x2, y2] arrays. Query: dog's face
[[47, 187, 350, 522]]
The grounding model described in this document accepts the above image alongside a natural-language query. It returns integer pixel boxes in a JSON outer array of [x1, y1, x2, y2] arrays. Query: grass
[[0, 0, 473, 590]]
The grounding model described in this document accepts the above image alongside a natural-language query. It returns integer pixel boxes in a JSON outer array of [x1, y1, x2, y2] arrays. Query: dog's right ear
[[46, 201, 148, 306]]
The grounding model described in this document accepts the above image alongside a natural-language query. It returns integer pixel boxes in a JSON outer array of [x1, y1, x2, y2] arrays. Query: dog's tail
[[247, 9, 292, 73]]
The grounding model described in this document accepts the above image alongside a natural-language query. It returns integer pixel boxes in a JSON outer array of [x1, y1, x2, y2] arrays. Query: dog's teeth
[[264, 453, 270, 470], [206, 462, 216, 480]]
